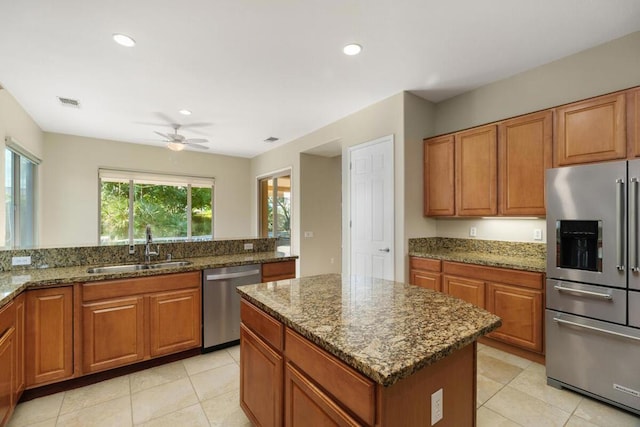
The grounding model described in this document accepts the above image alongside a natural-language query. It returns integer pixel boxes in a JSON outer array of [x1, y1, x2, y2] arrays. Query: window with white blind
[[99, 169, 214, 245]]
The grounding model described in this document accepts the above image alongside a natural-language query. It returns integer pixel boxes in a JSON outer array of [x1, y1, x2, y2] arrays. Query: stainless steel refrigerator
[[546, 160, 640, 415]]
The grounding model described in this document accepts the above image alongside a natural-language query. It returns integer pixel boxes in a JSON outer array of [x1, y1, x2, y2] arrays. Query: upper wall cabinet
[[554, 92, 626, 166], [498, 111, 552, 216], [423, 135, 455, 216], [455, 125, 498, 216], [628, 87, 640, 158]]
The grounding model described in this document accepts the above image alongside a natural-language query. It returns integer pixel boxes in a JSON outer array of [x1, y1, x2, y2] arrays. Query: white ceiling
[[1, 1, 640, 158]]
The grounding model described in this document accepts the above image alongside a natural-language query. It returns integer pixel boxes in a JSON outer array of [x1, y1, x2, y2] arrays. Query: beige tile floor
[[7, 344, 640, 426]]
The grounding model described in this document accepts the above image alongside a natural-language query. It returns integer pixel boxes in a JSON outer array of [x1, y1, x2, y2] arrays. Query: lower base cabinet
[[0, 301, 15, 427], [81, 272, 202, 375], [240, 324, 283, 427], [25, 287, 74, 387], [240, 299, 476, 427]]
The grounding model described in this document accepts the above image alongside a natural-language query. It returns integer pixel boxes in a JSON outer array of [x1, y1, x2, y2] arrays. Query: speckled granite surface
[[0, 251, 296, 308], [237, 274, 501, 387], [409, 237, 546, 272]]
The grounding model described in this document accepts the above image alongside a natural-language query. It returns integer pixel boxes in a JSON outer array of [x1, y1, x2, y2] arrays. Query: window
[[258, 171, 291, 254], [5, 145, 38, 249], [99, 169, 214, 245]]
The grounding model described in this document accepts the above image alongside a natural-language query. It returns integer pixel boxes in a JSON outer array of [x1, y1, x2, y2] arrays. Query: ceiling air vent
[[264, 137, 279, 143], [57, 96, 80, 108]]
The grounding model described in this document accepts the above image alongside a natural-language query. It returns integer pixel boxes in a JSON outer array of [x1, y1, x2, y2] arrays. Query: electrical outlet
[[469, 227, 477, 237], [128, 244, 135, 255], [431, 388, 443, 425], [533, 229, 543, 241], [12, 256, 31, 266], [244, 243, 254, 250], [304, 231, 314, 238]]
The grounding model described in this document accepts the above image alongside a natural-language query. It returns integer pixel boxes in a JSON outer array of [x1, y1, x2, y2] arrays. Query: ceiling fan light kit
[[167, 141, 186, 151], [154, 123, 210, 151]]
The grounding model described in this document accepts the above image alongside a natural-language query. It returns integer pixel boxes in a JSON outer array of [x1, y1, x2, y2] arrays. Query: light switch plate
[[304, 231, 314, 238]]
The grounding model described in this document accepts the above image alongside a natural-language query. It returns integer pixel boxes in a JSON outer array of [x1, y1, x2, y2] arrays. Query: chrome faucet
[[144, 225, 159, 263]]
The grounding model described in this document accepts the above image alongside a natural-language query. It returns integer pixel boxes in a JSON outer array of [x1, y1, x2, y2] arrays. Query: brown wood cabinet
[[442, 275, 485, 308], [262, 260, 296, 282], [555, 92, 626, 166], [81, 271, 201, 374], [82, 296, 145, 373], [628, 87, 640, 158], [12, 293, 24, 402], [0, 301, 15, 427], [486, 283, 543, 352], [442, 261, 544, 356], [240, 298, 477, 427], [149, 288, 201, 357], [25, 287, 74, 387], [409, 257, 442, 291], [498, 111, 552, 215], [455, 125, 498, 216], [423, 135, 455, 216]]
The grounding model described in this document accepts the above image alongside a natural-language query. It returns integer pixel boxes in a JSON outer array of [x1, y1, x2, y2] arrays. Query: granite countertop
[[409, 249, 546, 272], [0, 251, 296, 308], [237, 274, 501, 387]]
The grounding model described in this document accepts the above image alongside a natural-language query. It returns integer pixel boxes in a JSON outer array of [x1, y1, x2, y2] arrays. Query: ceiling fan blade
[[185, 138, 208, 143], [154, 112, 177, 125], [181, 122, 213, 128], [188, 143, 210, 150], [154, 131, 173, 140]]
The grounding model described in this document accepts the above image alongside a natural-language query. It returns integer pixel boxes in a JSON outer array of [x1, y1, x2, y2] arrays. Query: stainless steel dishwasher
[[202, 264, 261, 351]]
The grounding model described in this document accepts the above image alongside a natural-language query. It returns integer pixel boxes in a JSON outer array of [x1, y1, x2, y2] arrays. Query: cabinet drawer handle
[[553, 316, 640, 342], [553, 285, 612, 300]]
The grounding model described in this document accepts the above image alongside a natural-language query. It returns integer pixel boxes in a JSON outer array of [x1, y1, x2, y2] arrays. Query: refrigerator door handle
[[616, 178, 625, 271], [631, 177, 639, 272]]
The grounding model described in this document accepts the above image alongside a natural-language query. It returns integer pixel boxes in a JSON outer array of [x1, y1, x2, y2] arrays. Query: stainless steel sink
[[87, 261, 192, 274]]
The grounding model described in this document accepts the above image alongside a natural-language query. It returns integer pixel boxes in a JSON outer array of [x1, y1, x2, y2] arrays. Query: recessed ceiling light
[[343, 43, 362, 56], [179, 109, 192, 116], [113, 33, 136, 47]]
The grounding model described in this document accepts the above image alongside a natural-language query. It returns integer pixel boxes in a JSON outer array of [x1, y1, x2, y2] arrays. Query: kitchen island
[[237, 274, 501, 426]]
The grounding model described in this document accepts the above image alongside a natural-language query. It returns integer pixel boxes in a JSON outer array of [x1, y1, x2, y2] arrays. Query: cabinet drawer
[[262, 261, 296, 281], [443, 261, 543, 289], [409, 257, 441, 272], [241, 300, 283, 351], [82, 271, 201, 301], [284, 328, 375, 426], [0, 301, 14, 338], [547, 279, 626, 324]]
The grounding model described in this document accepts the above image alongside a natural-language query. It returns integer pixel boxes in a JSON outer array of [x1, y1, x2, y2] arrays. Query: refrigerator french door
[[546, 159, 640, 415]]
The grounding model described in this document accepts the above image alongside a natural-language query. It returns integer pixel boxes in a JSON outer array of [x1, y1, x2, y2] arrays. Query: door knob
[[378, 248, 390, 252]]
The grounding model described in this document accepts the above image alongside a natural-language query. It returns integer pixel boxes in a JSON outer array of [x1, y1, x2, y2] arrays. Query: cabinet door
[[284, 363, 361, 427], [455, 125, 497, 216], [498, 111, 552, 215], [82, 296, 145, 373], [149, 288, 201, 357], [26, 287, 73, 387], [628, 87, 640, 158], [0, 328, 15, 427], [443, 275, 485, 308], [410, 270, 441, 292], [424, 135, 455, 216], [486, 283, 543, 353], [240, 324, 283, 427], [14, 293, 25, 400], [555, 92, 626, 166]]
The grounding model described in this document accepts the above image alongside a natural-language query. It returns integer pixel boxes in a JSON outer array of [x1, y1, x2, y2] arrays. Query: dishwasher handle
[[205, 269, 261, 281]]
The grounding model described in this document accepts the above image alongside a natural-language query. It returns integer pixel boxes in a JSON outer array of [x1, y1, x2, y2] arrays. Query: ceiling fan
[[154, 124, 209, 151]]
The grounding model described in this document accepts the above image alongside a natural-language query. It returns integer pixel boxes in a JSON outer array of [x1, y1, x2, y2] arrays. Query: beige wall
[[41, 133, 253, 247], [434, 31, 640, 135], [0, 89, 44, 247], [427, 30, 640, 244], [299, 154, 342, 276], [251, 92, 412, 280]]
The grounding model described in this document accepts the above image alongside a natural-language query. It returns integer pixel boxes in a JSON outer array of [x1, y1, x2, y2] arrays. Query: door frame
[[343, 134, 395, 278]]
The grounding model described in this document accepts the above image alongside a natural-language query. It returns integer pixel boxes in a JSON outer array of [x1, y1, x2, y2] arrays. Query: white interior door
[[349, 136, 394, 280]]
